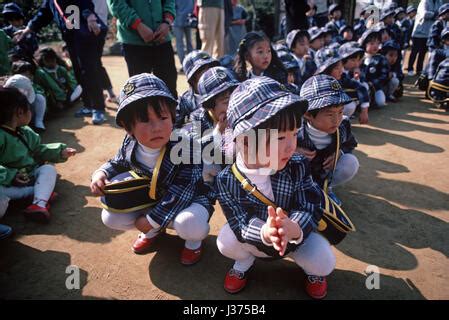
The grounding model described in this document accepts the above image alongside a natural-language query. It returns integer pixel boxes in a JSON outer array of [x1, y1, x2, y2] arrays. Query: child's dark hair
[[0, 86, 30, 125], [342, 52, 364, 65], [38, 47, 69, 69], [118, 97, 176, 132], [307, 104, 343, 118], [12, 60, 37, 75], [234, 31, 287, 82], [202, 88, 234, 110], [363, 32, 381, 49], [257, 102, 304, 132]]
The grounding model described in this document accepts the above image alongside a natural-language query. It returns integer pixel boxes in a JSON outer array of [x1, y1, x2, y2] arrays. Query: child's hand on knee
[[90, 171, 109, 196], [13, 171, 30, 186], [297, 147, 317, 161]]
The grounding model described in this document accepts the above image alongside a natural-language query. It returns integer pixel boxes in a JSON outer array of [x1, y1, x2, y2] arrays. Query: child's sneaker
[[23, 204, 51, 223], [224, 268, 249, 294], [92, 110, 106, 125], [132, 230, 165, 254], [305, 275, 328, 299], [180, 245, 203, 265], [0, 224, 13, 240], [74, 107, 93, 117]]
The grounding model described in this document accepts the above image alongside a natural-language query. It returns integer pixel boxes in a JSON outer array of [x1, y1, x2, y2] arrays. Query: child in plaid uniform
[[307, 27, 326, 61], [175, 50, 220, 128], [325, 4, 346, 40], [298, 75, 359, 205], [233, 31, 288, 84], [380, 40, 403, 101], [215, 76, 335, 299], [286, 29, 317, 88], [91, 73, 213, 265], [426, 4, 449, 52]]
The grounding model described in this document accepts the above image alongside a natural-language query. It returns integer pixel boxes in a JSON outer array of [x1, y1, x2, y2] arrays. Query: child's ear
[[303, 112, 312, 121]]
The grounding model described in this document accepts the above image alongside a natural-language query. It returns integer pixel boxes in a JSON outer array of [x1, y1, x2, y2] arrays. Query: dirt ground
[[0, 55, 448, 300]]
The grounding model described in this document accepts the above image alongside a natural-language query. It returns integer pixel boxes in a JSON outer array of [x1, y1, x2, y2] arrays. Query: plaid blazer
[[427, 19, 447, 51], [298, 117, 357, 187], [215, 154, 325, 257], [340, 72, 370, 106], [361, 54, 390, 90], [100, 135, 213, 227], [175, 88, 200, 128], [297, 58, 317, 89]]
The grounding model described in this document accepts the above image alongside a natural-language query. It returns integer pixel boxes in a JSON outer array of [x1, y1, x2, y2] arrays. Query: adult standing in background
[[226, 0, 247, 56], [284, 0, 310, 33], [107, 0, 178, 97], [17, 0, 108, 125], [198, 0, 225, 58], [174, 0, 194, 69], [407, 0, 443, 76]]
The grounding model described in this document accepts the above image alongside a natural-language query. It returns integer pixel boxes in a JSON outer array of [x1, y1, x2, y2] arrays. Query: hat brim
[[186, 60, 220, 82], [316, 57, 343, 75], [116, 89, 177, 126], [201, 81, 239, 106], [340, 48, 364, 60], [232, 94, 308, 139], [307, 91, 352, 111]]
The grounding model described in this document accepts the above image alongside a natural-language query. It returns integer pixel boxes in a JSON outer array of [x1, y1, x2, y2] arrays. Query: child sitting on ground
[[0, 86, 76, 223], [307, 27, 325, 60], [380, 40, 403, 101], [286, 29, 317, 87]]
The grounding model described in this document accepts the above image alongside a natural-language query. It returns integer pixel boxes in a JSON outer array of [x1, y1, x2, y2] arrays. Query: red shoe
[[305, 275, 328, 299], [132, 233, 160, 254], [23, 204, 51, 223], [180, 245, 202, 265], [224, 268, 248, 294]]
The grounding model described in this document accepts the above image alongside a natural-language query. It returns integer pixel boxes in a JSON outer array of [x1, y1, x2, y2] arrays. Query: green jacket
[[107, 0, 176, 46], [198, 0, 224, 8], [34, 66, 77, 102], [0, 125, 67, 186], [0, 29, 12, 76]]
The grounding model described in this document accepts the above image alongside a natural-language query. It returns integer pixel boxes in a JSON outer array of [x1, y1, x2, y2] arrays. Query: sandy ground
[[0, 56, 448, 300]]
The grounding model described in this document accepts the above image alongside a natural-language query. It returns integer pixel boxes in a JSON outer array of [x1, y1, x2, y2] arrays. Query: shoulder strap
[[323, 128, 340, 193], [149, 146, 167, 200]]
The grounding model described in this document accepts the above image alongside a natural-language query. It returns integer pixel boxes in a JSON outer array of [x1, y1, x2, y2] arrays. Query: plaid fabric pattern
[[117, 73, 177, 127], [406, 5, 416, 14], [182, 50, 220, 82], [354, 19, 367, 40], [427, 20, 447, 51], [338, 41, 364, 60], [100, 136, 213, 227], [286, 29, 310, 50], [298, 117, 358, 186], [340, 72, 370, 106], [215, 154, 325, 257], [273, 42, 289, 54], [197, 66, 239, 105], [278, 51, 300, 71], [175, 88, 200, 128], [361, 54, 390, 91], [227, 77, 307, 139], [308, 26, 325, 42], [314, 43, 342, 74], [359, 28, 380, 48], [380, 8, 395, 21], [300, 74, 352, 111]]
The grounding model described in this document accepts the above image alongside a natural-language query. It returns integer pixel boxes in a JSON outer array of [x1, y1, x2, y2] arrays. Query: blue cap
[[197, 66, 239, 107], [308, 26, 325, 41], [381, 8, 395, 20], [227, 77, 308, 139], [359, 28, 380, 48], [2, 2, 24, 18], [381, 40, 401, 53], [442, 26, 449, 40], [438, 3, 449, 17], [278, 51, 300, 70], [406, 5, 417, 14], [219, 54, 235, 71], [286, 29, 310, 50], [315, 43, 342, 74], [273, 42, 290, 53], [117, 73, 177, 127], [328, 4, 341, 15], [338, 41, 364, 60], [339, 25, 353, 35], [182, 50, 220, 82], [300, 74, 352, 111], [394, 7, 405, 18]]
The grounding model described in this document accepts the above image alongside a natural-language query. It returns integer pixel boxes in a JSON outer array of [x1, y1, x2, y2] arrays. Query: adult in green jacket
[[0, 29, 12, 76], [107, 0, 178, 97]]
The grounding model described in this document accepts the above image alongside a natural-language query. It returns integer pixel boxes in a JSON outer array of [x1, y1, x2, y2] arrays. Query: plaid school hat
[[278, 51, 300, 71], [308, 26, 325, 42], [438, 3, 449, 17], [406, 5, 417, 14], [338, 41, 364, 60], [442, 27, 449, 40], [339, 25, 353, 35], [359, 28, 380, 48], [315, 43, 342, 74], [227, 77, 308, 139], [182, 50, 220, 82], [328, 4, 341, 15], [380, 40, 401, 54], [300, 74, 352, 111], [2, 2, 24, 18], [286, 29, 310, 50], [116, 73, 177, 127], [219, 54, 235, 71], [394, 7, 405, 18], [197, 66, 239, 106], [381, 8, 395, 21]]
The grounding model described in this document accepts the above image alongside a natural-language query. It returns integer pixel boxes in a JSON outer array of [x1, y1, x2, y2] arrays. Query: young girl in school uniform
[[215, 76, 336, 299], [91, 73, 213, 265]]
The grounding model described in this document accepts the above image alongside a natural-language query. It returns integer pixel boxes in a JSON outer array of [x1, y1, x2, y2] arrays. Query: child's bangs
[[257, 102, 303, 132]]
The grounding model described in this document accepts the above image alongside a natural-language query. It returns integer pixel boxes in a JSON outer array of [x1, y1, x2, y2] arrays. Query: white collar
[[307, 122, 330, 138], [236, 153, 275, 180], [137, 142, 161, 155]]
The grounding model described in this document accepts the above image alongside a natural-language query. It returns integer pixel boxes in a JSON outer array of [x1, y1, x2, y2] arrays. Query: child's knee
[[39, 164, 57, 177], [101, 209, 135, 231], [339, 154, 359, 178], [343, 102, 357, 117], [375, 90, 386, 106], [174, 203, 210, 241], [294, 233, 336, 276], [216, 224, 247, 260]]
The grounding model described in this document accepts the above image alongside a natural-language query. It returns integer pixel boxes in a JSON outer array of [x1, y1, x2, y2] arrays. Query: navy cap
[[359, 27, 380, 48], [286, 29, 310, 50], [197, 66, 239, 106], [116, 73, 177, 127], [381, 8, 395, 20], [315, 44, 342, 75], [182, 50, 220, 82], [273, 42, 290, 54], [381, 40, 401, 54], [339, 25, 353, 35], [308, 26, 325, 41], [278, 51, 300, 70], [438, 3, 449, 16], [442, 27, 449, 40], [406, 5, 417, 14], [2, 2, 24, 18], [227, 77, 308, 139], [338, 41, 364, 60], [219, 54, 235, 71], [300, 74, 352, 111], [328, 4, 341, 15], [394, 7, 405, 18]]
